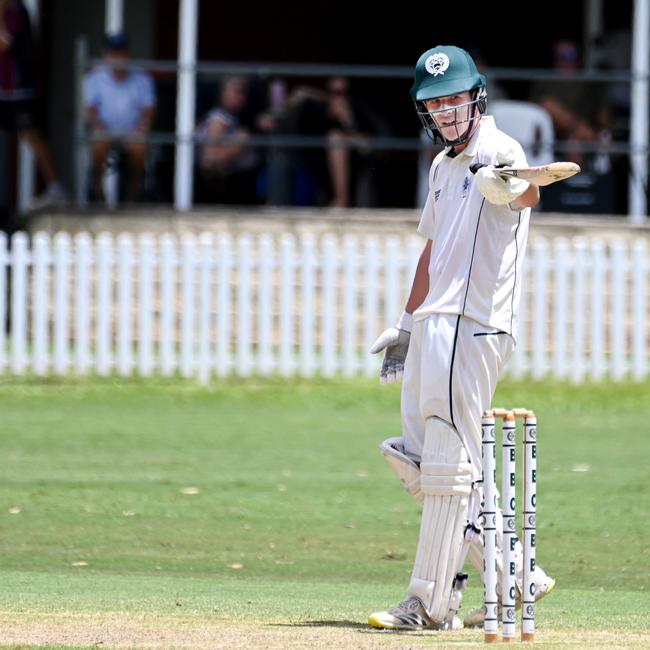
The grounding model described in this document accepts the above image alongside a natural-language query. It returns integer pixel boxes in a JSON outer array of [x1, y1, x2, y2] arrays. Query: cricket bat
[[469, 162, 581, 186]]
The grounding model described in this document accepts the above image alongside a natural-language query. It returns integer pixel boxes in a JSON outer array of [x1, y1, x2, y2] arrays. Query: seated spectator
[[195, 75, 260, 204], [84, 32, 156, 202], [529, 39, 611, 170], [0, 0, 66, 209], [324, 75, 389, 207], [270, 76, 390, 207]]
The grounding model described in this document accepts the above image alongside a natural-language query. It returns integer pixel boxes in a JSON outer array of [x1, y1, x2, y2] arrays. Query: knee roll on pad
[[380, 437, 423, 501], [409, 417, 472, 623]]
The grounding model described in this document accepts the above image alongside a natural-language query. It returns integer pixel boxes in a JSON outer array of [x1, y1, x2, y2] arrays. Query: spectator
[[323, 75, 390, 207], [195, 75, 261, 204], [272, 76, 390, 207], [84, 32, 156, 203], [529, 39, 611, 170], [0, 0, 65, 210]]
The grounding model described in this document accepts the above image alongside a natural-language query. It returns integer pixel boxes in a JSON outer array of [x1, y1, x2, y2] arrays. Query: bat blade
[[495, 162, 581, 186]]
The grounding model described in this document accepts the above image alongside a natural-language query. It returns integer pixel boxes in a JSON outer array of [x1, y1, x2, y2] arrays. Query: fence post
[[384, 236, 400, 324], [180, 234, 197, 378], [610, 240, 627, 380], [237, 234, 253, 377], [10, 232, 29, 375], [116, 233, 134, 376], [342, 236, 358, 377], [216, 233, 232, 378], [197, 232, 213, 384], [74, 233, 92, 375], [0, 233, 7, 373], [299, 234, 316, 378], [31, 233, 50, 375], [531, 238, 548, 380], [138, 234, 155, 377], [363, 236, 379, 377], [510, 257, 528, 379], [159, 234, 177, 377], [590, 239, 606, 380], [632, 239, 647, 380], [53, 233, 71, 375], [258, 234, 274, 376], [279, 234, 295, 377], [321, 234, 337, 377], [553, 238, 568, 380], [96, 233, 113, 376], [571, 238, 587, 383]]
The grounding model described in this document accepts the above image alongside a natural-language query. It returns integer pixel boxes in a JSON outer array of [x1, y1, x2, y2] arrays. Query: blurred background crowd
[[0, 0, 642, 225]]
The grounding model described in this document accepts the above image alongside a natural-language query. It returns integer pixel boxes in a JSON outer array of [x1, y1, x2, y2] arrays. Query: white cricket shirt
[[414, 116, 530, 340]]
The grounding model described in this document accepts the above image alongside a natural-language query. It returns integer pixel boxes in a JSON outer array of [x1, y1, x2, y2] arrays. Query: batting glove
[[475, 165, 529, 206], [370, 311, 412, 384]]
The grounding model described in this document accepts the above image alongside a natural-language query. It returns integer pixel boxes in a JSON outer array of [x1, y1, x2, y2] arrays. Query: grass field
[[1, 376, 650, 649]]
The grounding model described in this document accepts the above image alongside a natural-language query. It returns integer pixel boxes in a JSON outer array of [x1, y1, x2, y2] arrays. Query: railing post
[[74, 37, 89, 207]]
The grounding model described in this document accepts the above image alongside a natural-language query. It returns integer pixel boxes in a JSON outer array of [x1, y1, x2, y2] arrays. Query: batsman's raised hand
[[370, 312, 412, 384], [474, 165, 529, 205]]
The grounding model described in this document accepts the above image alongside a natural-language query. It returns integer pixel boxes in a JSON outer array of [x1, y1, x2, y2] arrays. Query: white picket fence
[[0, 231, 648, 382]]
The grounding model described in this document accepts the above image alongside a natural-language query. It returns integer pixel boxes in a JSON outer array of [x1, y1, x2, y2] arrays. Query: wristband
[[396, 310, 413, 333]]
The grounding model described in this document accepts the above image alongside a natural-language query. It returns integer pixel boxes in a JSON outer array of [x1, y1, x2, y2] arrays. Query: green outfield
[[1, 376, 649, 649]]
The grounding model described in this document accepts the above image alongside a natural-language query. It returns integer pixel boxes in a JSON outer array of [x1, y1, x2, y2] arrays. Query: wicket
[[481, 408, 537, 643]]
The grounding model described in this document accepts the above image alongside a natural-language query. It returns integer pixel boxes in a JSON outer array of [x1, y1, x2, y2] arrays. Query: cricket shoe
[[368, 596, 462, 631], [462, 574, 556, 628]]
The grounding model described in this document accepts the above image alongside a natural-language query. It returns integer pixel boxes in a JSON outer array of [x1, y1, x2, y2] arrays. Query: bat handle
[[469, 162, 486, 175]]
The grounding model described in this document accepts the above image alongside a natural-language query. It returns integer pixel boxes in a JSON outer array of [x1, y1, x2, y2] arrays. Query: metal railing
[[73, 38, 648, 215]]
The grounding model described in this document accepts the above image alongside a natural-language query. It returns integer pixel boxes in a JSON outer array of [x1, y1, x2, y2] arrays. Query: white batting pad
[[380, 437, 423, 501], [408, 417, 472, 623]]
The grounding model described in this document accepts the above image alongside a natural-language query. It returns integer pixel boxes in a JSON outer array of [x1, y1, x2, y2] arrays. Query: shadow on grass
[[271, 620, 367, 630]]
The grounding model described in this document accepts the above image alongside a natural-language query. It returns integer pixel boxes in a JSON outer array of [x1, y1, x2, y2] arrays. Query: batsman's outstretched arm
[[509, 182, 540, 210]]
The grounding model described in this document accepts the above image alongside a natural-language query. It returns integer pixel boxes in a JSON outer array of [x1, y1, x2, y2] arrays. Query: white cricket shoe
[[463, 573, 556, 628], [368, 596, 462, 631]]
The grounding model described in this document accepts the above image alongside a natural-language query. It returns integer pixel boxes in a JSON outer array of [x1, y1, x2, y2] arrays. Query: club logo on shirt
[[434, 189, 441, 202], [461, 176, 471, 198], [425, 53, 450, 76]]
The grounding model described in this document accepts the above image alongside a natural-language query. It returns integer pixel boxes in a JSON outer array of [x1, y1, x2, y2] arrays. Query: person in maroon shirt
[[0, 0, 65, 210]]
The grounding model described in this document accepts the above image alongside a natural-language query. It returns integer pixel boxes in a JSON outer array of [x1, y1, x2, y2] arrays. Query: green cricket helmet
[[411, 45, 487, 146]]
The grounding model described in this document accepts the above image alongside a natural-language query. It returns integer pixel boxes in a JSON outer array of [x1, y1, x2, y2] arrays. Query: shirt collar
[[444, 115, 494, 159]]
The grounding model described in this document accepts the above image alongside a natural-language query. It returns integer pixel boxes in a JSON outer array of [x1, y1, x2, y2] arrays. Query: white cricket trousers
[[401, 313, 514, 479]]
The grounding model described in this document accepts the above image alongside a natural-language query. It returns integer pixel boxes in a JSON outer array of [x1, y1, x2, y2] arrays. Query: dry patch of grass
[[1, 611, 650, 650]]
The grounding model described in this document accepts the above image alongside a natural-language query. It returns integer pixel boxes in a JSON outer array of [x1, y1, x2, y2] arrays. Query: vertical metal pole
[[17, 0, 39, 213], [105, 0, 124, 33], [481, 411, 499, 643], [74, 37, 89, 207], [583, 0, 603, 69], [174, 0, 198, 212], [629, 0, 649, 222]]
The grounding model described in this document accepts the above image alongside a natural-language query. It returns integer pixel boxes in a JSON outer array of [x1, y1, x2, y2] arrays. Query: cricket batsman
[[368, 45, 555, 631]]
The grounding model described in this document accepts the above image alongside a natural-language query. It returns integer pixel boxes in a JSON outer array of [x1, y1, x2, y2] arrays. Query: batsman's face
[[423, 91, 473, 139]]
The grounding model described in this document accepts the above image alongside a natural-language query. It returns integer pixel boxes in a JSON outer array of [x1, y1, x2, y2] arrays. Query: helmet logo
[[425, 53, 450, 76]]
